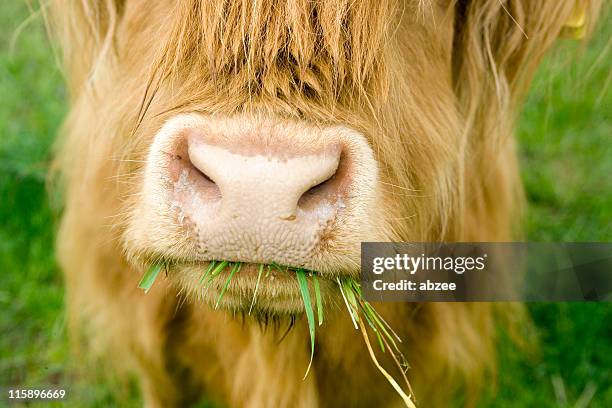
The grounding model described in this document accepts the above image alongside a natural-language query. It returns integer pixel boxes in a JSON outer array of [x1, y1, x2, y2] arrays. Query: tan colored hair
[[50, 0, 601, 406]]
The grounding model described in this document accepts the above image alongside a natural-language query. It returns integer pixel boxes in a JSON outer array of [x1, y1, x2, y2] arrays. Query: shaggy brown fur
[[50, 0, 600, 406]]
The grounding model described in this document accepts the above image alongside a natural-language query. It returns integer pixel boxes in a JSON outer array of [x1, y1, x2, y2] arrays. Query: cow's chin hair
[[169, 262, 334, 316]]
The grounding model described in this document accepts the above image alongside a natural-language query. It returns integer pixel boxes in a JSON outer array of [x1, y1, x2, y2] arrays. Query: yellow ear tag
[[561, 2, 586, 39]]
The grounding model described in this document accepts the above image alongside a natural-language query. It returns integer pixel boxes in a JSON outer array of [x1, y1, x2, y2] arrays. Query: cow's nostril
[[192, 164, 216, 185], [303, 177, 334, 198], [298, 168, 337, 209], [297, 151, 347, 213], [184, 141, 219, 188], [169, 139, 222, 204]]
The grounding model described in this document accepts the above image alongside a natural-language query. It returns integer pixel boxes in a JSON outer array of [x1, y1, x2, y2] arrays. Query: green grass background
[[0, 2, 610, 407]]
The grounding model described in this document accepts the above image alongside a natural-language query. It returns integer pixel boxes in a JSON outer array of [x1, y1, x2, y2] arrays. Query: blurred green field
[[0, 2, 610, 407]]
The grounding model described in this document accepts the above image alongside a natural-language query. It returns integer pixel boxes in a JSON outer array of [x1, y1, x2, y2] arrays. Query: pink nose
[[140, 115, 377, 267], [187, 134, 343, 223]]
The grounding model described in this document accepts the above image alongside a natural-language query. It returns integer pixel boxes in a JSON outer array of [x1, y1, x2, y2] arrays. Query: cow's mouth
[[143, 259, 337, 315]]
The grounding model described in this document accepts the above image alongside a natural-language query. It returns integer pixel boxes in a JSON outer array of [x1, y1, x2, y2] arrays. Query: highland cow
[[51, 0, 599, 406]]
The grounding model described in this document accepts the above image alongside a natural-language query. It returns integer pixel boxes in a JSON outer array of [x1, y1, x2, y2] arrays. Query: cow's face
[[57, 0, 577, 314], [115, 1, 464, 314]]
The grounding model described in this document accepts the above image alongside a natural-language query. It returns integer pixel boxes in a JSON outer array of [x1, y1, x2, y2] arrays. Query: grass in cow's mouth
[[216, 262, 241, 309], [139, 261, 415, 407], [248, 263, 266, 314], [295, 269, 316, 378], [338, 278, 415, 408], [137, 263, 163, 293]]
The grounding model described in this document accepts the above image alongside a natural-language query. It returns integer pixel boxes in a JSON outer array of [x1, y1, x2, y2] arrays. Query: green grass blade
[[358, 301, 378, 332], [312, 274, 323, 326], [202, 261, 229, 294], [138, 263, 162, 293], [375, 330, 386, 353], [210, 260, 229, 277], [347, 278, 402, 344], [296, 270, 315, 378], [199, 260, 217, 285], [271, 262, 286, 273], [215, 262, 241, 309], [348, 278, 362, 294], [344, 279, 359, 311], [337, 277, 358, 329], [363, 300, 402, 344], [249, 263, 265, 315]]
